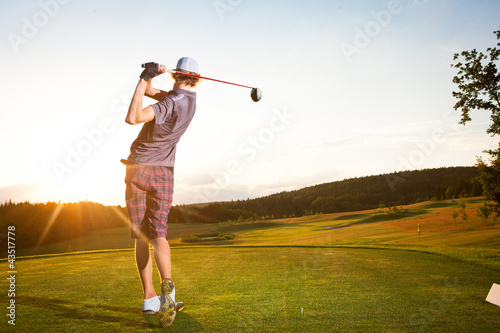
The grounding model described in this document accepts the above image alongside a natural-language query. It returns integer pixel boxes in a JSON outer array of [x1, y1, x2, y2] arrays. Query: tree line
[[0, 166, 482, 252], [0, 201, 127, 252], [169, 166, 482, 223]]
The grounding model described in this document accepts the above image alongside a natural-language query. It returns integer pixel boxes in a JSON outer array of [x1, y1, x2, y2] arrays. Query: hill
[[4, 196, 499, 331], [0, 166, 482, 254], [169, 166, 481, 223], [19, 197, 500, 263]]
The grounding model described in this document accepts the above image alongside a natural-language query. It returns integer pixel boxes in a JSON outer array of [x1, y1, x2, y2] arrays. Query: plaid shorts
[[125, 165, 174, 239]]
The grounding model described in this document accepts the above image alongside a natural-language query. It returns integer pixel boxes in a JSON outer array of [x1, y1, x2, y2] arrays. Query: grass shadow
[[16, 296, 203, 331], [354, 211, 423, 225], [143, 311, 204, 332], [17, 295, 154, 328], [420, 202, 458, 209], [217, 222, 285, 233], [331, 214, 371, 221], [318, 212, 422, 230]]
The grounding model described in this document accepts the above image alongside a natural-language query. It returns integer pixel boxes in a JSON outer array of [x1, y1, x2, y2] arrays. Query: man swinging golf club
[[122, 57, 200, 328]]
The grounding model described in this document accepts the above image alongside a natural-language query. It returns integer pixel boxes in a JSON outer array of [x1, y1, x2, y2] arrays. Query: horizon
[[1, 0, 499, 206], [0, 164, 479, 206]]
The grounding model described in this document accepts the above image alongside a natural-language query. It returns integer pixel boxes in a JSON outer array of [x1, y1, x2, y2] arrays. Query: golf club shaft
[[165, 69, 254, 89]]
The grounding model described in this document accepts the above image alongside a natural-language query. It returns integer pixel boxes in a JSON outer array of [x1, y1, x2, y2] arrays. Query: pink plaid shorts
[[125, 165, 174, 239]]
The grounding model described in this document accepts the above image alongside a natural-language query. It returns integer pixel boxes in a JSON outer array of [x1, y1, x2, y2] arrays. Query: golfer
[[122, 57, 200, 328]]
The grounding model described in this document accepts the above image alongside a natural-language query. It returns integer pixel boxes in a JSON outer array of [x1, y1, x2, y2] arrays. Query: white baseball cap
[[175, 57, 199, 74]]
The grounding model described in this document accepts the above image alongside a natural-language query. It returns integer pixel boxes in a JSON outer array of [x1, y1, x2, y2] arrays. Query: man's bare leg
[[135, 238, 157, 299], [150, 237, 172, 280], [150, 237, 176, 327]]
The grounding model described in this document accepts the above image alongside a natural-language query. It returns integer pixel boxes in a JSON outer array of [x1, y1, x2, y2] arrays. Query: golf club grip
[[141, 63, 175, 74]]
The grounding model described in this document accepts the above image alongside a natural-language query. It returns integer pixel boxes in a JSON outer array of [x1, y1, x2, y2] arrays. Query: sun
[[46, 159, 126, 205]]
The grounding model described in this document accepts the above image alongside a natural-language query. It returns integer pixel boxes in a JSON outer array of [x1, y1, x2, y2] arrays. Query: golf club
[[141, 63, 262, 102]]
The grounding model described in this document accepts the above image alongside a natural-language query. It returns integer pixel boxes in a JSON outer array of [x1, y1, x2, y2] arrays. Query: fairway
[[3, 199, 500, 331], [2, 246, 499, 332]]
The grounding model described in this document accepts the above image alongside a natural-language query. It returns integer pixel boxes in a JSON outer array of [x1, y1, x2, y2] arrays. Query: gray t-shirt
[[126, 89, 197, 167]]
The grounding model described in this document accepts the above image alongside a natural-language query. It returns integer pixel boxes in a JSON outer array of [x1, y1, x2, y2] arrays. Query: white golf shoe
[[142, 295, 185, 315], [142, 296, 161, 315]]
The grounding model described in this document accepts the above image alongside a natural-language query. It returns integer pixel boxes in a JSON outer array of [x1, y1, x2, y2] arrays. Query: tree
[[451, 209, 459, 226], [475, 156, 500, 211], [452, 28, 500, 134], [451, 27, 500, 212], [444, 186, 454, 199], [459, 201, 468, 224], [476, 202, 492, 225]]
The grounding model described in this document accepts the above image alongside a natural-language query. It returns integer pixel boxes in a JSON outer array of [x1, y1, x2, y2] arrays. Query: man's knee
[[150, 237, 169, 248], [135, 237, 150, 248]]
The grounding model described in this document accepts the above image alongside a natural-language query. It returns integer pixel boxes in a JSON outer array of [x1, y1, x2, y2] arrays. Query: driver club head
[[251, 88, 262, 102]]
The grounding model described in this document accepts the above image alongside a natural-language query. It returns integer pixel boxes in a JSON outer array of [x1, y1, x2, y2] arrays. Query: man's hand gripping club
[[126, 62, 165, 125], [140, 62, 160, 81]]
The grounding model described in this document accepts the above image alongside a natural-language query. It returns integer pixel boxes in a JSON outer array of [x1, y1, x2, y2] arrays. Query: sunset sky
[[1, 0, 499, 206]]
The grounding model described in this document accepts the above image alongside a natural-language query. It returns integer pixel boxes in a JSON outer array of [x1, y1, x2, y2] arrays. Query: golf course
[[2, 197, 500, 332]]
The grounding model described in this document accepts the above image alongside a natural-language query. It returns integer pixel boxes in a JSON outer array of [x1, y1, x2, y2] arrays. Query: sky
[[0, 0, 499, 206]]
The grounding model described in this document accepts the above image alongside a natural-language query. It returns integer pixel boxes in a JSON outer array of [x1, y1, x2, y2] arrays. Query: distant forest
[[0, 166, 482, 251], [169, 166, 482, 223], [0, 201, 128, 250]]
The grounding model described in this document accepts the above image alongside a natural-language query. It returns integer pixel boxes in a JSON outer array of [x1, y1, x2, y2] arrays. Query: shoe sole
[[159, 279, 176, 328]]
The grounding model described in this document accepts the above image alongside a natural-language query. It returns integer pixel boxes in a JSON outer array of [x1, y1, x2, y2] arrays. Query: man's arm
[[145, 78, 169, 101], [144, 64, 169, 101], [125, 79, 155, 125]]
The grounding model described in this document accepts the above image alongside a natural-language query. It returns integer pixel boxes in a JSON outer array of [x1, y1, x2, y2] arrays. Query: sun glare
[[36, 202, 63, 247], [46, 161, 125, 205]]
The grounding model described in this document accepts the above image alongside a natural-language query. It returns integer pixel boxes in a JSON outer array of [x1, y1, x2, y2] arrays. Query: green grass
[[16, 198, 500, 270], [1, 247, 499, 332], [2, 197, 500, 331]]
